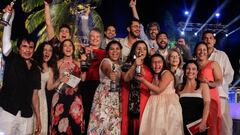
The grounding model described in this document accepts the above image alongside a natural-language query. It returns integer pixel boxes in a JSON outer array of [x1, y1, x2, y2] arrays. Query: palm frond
[[21, 0, 44, 13], [37, 25, 47, 36], [35, 33, 47, 50], [25, 9, 45, 33], [92, 10, 104, 31]]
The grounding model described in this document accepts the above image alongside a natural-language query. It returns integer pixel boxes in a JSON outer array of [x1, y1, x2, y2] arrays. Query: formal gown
[[180, 90, 208, 135], [199, 61, 221, 135], [51, 60, 84, 135], [33, 70, 49, 135], [139, 70, 184, 135], [121, 65, 152, 135], [88, 58, 121, 135]]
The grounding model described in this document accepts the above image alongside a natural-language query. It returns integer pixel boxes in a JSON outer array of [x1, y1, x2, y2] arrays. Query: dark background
[[1, 0, 240, 85]]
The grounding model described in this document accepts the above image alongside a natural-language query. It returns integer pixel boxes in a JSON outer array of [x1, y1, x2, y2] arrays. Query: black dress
[[180, 92, 208, 135]]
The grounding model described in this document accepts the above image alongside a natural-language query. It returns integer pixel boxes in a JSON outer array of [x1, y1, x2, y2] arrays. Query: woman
[[138, 54, 184, 135], [179, 60, 210, 135], [50, 39, 86, 134], [167, 49, 184, 89], [194, 42, 222, 135], [88, 40, 122, 134], [33, 42, 58, 134], [121, 40, 152, 135]]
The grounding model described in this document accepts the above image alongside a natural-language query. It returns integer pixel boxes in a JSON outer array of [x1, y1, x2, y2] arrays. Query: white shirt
[[208, 48, 234, 98]]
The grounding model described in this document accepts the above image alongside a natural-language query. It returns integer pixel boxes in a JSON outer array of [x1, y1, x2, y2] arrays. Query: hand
[[3, 5, 13, 13], [34, 117, 42, 135], [59, 74, 70, 83], [110, 71, 117, 81], [197, 121, 207, 132], [135, 75, 144, 82], [150, 48, 155, 56], [44, 1, 49, 6], [129, 0, 136, 8], [80, 54, 87, 61], [85, 47, 92, 54]]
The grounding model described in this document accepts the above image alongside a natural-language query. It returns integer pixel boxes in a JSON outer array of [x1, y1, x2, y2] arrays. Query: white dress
[[139, 71, 184, 135], [33, 70, 49, 134]]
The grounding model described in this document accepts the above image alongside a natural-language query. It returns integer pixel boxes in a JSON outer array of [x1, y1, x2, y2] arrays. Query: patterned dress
[[51, 60, 84, 135], [87, 58, 121, 135]]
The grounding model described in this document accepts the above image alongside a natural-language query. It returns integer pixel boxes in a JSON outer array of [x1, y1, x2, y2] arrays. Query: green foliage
[[22, 0, 103, 49], [22, 0, 44, 13], [25, 9, 45, 33]]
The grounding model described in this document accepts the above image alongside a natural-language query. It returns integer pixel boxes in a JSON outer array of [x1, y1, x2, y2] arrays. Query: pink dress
[[199, 61, 221, 135], [139, 70, 184, 135], [121, 65, 152, 135]]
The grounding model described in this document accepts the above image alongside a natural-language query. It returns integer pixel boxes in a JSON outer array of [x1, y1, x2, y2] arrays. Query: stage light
[[225, 26, 240, 37], [216, 15, 240, 34], [181, 31, 185, 36], [194, 32, 198, 36], [213, 33, 216, 36], [195, 1, 228, 34], [184, 11, 189, 16], [215, 13, 220, 18], [182, 0, 198, 33], [225, 34, 228, 37]]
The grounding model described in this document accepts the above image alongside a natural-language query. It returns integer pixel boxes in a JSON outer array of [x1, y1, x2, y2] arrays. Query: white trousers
[[220, 98, 233, 135], [0, 107, 33, 135]]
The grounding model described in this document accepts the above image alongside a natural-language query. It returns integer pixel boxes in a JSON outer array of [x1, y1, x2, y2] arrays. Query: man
[[174, 37, 192, 63], [153, 32, 169, 60], [129, 0, 160, 51], [202, 30, 234, 135], [100, 25, 117, 49], [119, 18, 141, 62], [0, 6, 41, 135]]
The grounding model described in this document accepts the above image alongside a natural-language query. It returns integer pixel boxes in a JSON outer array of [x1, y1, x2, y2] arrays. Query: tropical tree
[[21, 0, 104, 48]]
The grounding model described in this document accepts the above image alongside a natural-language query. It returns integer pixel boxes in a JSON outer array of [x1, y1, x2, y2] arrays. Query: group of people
[[0, 0, 235, 135]]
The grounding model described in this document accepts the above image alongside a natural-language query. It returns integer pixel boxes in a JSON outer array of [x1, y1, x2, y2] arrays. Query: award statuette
[[0, 0, 16, 26]]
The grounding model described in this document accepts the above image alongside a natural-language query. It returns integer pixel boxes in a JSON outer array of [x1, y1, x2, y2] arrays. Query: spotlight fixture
[[194, 32, 198, 36], [181, 31, 185, 36], [215, 13, 220, 18], [184, 10, 189, 16]]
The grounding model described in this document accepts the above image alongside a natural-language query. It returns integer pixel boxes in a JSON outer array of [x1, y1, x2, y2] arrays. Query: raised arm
[[44, 1, 55, 40], [2, 6, 14, 56]]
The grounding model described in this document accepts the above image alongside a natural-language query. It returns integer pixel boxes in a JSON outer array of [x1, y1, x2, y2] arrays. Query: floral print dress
[[87, 58, 121, 135], [51, 60, 84, 135]]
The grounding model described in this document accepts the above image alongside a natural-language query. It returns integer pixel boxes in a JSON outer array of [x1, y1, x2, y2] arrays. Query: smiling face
[[157, 33, 168, 49], [135, 42, 147, 59], [89, 30, 101, 48], [43, 44, 53, 62], [185, 63, 198, 80], [169, 51, 181, 67], [59, 27, 71, 42], [108, 43, 121, 62], [151, 56, 164, 74], [18, 40, 35, 60], [195, 43, 208, 61], [149, 25, 159, 40], [105, 26, 116, 40], [128, 21, 140, 38], [62, 40, 74, 57]]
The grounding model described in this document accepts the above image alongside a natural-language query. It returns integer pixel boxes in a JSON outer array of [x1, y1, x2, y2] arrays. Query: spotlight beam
[[216, 14, 240, 34], [183, 0, 198, 32], [227, 26, 240, 37], [196, 0, 229, 34]]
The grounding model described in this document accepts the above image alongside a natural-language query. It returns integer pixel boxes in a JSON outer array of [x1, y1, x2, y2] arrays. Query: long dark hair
[[180, 60, 200, 91], [33, 41, 58, 79], [125, 40, 150, 66], [59, 39, 75, 59]]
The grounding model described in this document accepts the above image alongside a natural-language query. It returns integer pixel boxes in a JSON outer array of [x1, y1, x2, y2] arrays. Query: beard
[[157, 42, 168, 50], [130, 31, 139, 38]]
